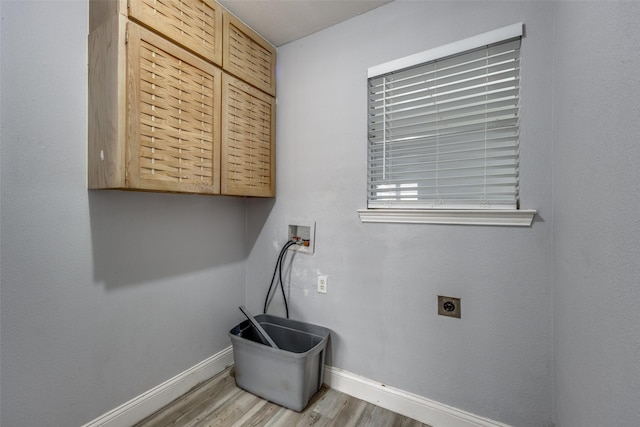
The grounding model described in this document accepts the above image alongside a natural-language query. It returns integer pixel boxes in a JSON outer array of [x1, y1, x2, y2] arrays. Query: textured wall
[[0, 2, 247, 425], [246, 2, 555, 426], [552, 2, 640, 426]]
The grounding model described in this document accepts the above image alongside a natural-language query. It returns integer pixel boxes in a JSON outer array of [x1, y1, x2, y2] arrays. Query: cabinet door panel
[[127, 22, 221, 194], [222, 73, 275, 197], [129, 0, 223, 66], [223, 12, 276, 96]]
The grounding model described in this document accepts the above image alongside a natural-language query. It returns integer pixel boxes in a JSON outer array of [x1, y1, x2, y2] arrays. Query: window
[[359, 23, 535, 226]]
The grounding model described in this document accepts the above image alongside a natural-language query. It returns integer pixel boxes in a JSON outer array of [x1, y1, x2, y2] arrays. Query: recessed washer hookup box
[[229, 314, 330, 411]]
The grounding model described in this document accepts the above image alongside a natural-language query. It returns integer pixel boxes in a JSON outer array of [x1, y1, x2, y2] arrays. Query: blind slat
[[369, 70, 520, 108], [370, 60, 520, 103]]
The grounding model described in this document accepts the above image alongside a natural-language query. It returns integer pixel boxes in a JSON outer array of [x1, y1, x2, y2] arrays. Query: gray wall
[[0, 2, 247, 425], [552, 2, 640, 426], [247, 2, 555, 426]]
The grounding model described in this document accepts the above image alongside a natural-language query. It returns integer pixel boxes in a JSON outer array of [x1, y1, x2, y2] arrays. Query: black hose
[[263, 240, 297, 317]]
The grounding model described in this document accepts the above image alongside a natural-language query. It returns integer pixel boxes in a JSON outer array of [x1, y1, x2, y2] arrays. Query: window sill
[[357, 209, 536, 227]]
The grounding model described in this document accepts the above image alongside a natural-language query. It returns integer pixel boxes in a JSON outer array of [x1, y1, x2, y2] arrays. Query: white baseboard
[[323, 366, 512, 427], [82, 347, 509, 427], [82, 346, 234, 427]]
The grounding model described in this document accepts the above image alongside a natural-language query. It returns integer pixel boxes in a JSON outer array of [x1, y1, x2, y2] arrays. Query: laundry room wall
[[552, 2, 640, 426], [0, 2, 247, 425], [246, 1, 554, 426]]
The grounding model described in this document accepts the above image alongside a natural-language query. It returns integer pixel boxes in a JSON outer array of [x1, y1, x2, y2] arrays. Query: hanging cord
[[263, 240, 298, 318]]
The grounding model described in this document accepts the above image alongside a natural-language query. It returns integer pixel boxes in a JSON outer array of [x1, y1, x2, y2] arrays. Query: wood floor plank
[[292, 390, 335, 427], [352, 403, 377, 426], [174, 386, 243, 427], [311, 387, 351, 419], [394, 415, 429, 427], [194, 389, 262, 427], [261, 406, 299, 427], [227, 398, 270, 427], [330, 393, 368, 426], [235, 400, 282, 427], [368, 405, 400, 425], [136, 374, 237, 427], [134, 368, 431, 427]]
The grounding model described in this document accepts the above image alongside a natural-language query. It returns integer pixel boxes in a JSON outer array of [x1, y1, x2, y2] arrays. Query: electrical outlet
[[317, 275, 328, 293], [438, 295, 461, 318]]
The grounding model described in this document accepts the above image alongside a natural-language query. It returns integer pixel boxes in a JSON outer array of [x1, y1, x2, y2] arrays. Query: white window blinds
[[367, 24, 523, 210]]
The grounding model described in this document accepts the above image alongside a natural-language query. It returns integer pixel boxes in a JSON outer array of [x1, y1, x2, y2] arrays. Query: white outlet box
[[317, 275, 328, 293], [287, 220, 316, 254]]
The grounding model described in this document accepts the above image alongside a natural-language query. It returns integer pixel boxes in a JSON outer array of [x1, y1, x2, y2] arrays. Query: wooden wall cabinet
[[88, 0, 276, 197]]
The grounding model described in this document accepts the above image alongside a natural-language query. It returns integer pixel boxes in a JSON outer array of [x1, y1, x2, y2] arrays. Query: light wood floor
[[135, 367, 431, 427]]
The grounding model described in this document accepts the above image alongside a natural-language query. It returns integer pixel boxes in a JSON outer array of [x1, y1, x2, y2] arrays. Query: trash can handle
[[239, 306, 280, 349]]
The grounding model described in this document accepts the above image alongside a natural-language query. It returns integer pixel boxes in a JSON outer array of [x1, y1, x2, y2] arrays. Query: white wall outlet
[[317, 275, 328, 293]]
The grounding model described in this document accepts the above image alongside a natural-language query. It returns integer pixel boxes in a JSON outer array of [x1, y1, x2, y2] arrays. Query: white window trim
[[361, 22, 536, 226], [357, 208, 536, 226]]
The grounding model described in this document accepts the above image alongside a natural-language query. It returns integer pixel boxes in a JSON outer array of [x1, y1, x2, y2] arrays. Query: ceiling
[[217, 0, 393, 47]]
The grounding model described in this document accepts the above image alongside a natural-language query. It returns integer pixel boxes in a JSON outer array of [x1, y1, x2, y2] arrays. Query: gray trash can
[[229, 314, 330, 411]]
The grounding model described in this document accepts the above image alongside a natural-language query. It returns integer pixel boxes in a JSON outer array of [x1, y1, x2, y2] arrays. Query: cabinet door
[[127, 22, 222, 194], [128, 0, 223, 66], [222, 73, 275, 197], [223, 12, 276, 96]]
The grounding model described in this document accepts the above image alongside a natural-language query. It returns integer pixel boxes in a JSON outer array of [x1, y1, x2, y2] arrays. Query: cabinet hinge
[[125, 30, 129, 44]]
